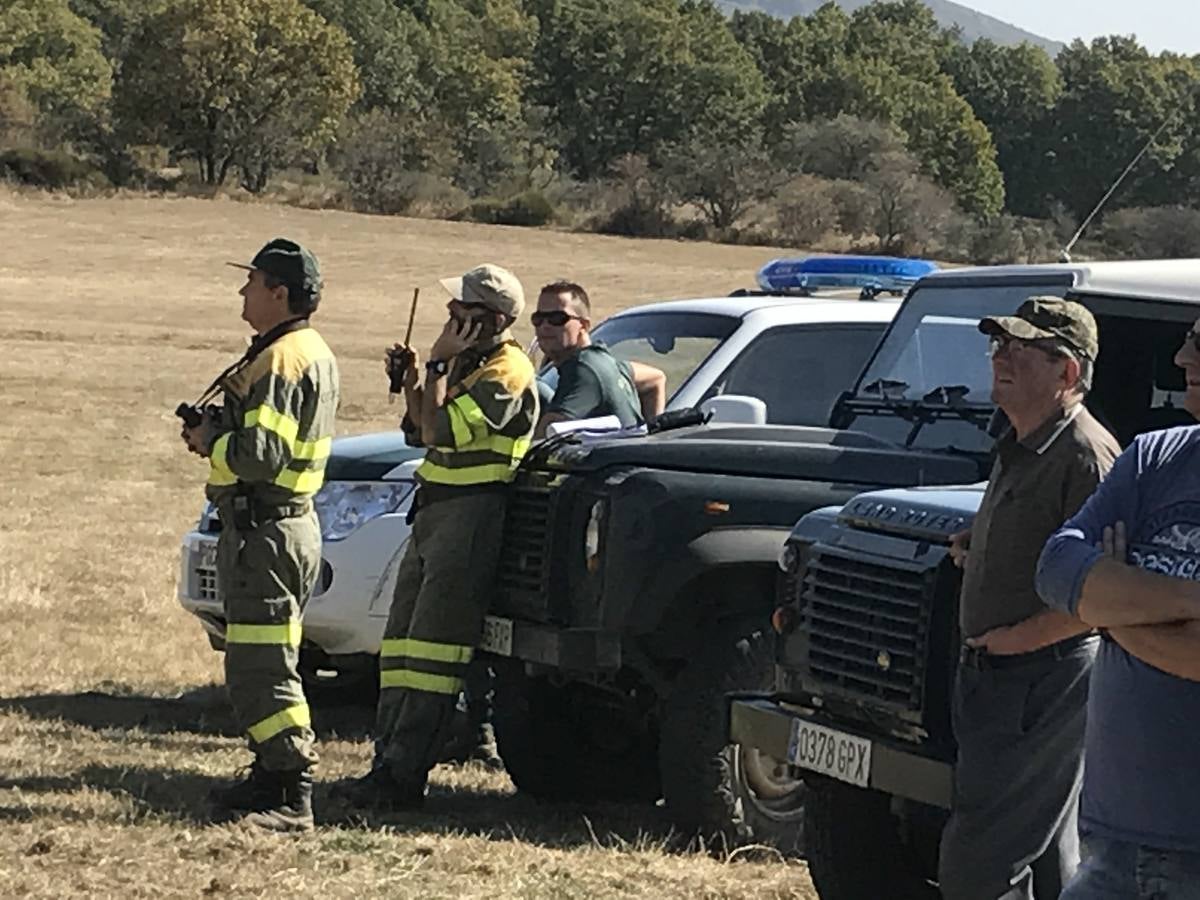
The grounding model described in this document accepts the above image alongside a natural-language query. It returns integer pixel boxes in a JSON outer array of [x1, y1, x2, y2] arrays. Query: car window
[[703, 325, 885, 425]]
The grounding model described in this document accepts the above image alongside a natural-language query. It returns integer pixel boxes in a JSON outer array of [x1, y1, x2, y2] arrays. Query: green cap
[[228, 238, 322, 298], [979, 296, 1098, 361]]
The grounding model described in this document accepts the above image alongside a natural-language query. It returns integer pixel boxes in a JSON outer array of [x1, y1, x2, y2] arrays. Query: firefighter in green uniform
[[336, 263, 538, 809], [181, 238, 339, 832]]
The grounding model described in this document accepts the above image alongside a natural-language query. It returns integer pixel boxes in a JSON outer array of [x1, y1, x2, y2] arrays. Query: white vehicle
[[178, 291, 900, 692]]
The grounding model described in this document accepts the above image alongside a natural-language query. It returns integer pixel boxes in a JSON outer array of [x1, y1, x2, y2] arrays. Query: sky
[[964, 0, 1199, 54]]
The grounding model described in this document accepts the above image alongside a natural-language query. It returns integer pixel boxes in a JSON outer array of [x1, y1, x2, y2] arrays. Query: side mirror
[[700, 395, 767, 425]]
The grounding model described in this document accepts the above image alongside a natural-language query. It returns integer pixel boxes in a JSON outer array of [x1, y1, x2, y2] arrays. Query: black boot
[[209, 759, 273, 812], [240, 769, 315, 833], [329, 766, 426, 812]]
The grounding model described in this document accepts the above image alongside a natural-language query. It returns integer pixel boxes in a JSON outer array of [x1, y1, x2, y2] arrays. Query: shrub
[[775, 175, 841, 246], [1096, 207, 1200, 259], [589, 155, 677, 237], [0, 147, 107, 189], [468, 189, 556, 227]]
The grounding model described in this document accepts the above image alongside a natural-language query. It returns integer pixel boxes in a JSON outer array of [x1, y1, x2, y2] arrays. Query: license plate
[[479, 615, 514, 656], [198, 540, 218, 570], [787, 719, 872, 788]]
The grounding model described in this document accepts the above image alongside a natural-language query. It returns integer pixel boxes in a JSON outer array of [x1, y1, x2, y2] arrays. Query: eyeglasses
[[987, 334, 1070, 361], [531, 310, 583, 327]]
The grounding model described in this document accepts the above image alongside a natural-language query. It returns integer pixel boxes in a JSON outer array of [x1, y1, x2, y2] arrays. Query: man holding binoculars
[[179, 238, 340, 832]]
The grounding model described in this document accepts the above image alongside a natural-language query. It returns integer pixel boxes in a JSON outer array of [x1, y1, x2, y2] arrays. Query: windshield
[[844, 281, 1068, 453], [539, 311, 739, 402]]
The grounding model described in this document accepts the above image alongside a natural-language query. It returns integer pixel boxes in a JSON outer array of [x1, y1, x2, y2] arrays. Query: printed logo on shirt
[[1128, 502, 1200, 581]]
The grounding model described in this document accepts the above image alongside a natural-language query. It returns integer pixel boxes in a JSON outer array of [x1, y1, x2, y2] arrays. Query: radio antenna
[[1059, 116, 1174, 263]]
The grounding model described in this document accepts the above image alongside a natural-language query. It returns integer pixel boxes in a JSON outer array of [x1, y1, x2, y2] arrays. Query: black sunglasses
[[531, 310, 583, 327]]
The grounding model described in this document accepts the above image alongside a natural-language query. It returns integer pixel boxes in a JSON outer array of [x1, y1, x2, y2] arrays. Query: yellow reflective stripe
[[380, 638, 473, 664], [417, 460, 519, 486], [208, 433, 237, 485], [453, 394, 487, 427], [275, 466, 325, 494], [247, 702, 311, 743], [379, 669, 463, 695], [245, 404, 300, 444], [446, 403, 474, 449], [227, 621, 302, 646], [294, 435, 331, 461]]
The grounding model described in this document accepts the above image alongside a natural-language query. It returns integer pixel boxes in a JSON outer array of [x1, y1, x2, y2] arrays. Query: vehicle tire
[[805, 778, 939, 899], [658, 629, 807, 855], [491, 661, 660, 803]]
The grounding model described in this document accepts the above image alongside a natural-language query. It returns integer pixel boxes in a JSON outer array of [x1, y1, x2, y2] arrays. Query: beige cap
[[440, 264, 525, 318]]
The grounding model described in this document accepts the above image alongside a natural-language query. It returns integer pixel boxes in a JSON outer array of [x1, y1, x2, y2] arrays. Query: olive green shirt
[[959, 404, 1119, 638]]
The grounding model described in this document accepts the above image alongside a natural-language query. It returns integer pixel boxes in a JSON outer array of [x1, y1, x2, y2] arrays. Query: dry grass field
[[0, 190, 818, 898]]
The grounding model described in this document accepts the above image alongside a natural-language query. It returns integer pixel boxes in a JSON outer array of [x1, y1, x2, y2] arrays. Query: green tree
[[530, 0, 766, 180], [115, 0, 359, 187], [0, 0, 112, 142], [663, 134, 775, 230], [729, 1, 1003, 216], [944, 38, 1063, 216], [303, 0, 429, 114], [1051, 37, 1199, 217]]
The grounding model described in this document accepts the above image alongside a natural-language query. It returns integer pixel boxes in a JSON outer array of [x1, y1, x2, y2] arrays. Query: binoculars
[[176, 403, 220, 429]]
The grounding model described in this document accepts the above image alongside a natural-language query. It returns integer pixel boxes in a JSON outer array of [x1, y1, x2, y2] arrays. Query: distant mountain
[[716, 0, 1064, 56]]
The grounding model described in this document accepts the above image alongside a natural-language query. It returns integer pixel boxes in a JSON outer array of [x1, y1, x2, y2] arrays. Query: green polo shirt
[[958, 404, 1119, 638], [548, 342, 643, 428]]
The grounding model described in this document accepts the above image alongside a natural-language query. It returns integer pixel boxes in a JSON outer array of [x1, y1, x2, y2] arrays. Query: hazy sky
[[965, 1, 1199, 54]]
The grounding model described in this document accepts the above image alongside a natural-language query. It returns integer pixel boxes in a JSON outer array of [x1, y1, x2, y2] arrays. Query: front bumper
[[728, 694, 953, 809], [482, 617, 621, 670], [176, 509, 412, 656]]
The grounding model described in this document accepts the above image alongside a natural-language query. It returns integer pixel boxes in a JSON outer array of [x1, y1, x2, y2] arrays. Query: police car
[[177, 259, 915, 693]]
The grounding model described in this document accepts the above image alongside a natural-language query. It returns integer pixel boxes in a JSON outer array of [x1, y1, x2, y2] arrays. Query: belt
[[959, 632, 1098, 671], [218, 493, 313, 529]]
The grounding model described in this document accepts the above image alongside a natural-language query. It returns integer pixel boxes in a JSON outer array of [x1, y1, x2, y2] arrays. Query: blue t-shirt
[[1038, 426, 1200, 852]]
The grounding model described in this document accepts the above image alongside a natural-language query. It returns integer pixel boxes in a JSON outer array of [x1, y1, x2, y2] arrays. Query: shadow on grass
[[319, 780, 683, 853], [0, 766, 224, 826], [0, 686, 375, 741], [0, 763, 681, 851]]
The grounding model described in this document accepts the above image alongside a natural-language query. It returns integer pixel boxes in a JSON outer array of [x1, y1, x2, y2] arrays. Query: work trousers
[[939, 636, 1098, 900], [217, 509, 321, 772], [374, 489, 507, 787]]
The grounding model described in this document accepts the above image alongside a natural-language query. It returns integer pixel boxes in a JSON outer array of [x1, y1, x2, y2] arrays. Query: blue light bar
[[757, 256, 940, 296]]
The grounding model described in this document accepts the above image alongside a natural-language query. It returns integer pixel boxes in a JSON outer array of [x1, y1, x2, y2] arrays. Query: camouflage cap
[[228, 238, 322, 297], [979, 296, 1099, 361], [440, 263, 525, 318]]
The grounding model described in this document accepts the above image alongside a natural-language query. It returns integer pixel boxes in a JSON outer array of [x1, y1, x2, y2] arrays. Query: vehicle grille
[[799, 548, 936, 720], [496, 485, 556, 617], [196, 564, 219, 602]]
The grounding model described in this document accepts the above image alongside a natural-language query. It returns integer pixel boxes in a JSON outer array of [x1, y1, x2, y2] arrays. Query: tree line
[[3, 0, 1199, 260]]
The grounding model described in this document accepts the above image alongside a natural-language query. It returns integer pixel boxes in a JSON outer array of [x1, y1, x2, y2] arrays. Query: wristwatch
[[425, 358, 449, 378]]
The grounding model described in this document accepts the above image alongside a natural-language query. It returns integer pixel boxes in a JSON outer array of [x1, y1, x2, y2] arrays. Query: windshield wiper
[[917, 384, 992, 434], [861, 378, 910, 398]]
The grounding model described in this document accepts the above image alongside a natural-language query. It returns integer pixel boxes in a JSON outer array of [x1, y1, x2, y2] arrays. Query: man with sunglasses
[[1037, 321, 1200, 897], [938, 298, 1119, 900], [533, 281, 663, 437], [335, 263, 538, 810]]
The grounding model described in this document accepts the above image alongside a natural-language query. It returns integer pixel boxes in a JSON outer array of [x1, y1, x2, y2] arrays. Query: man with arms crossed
[[939, 298, 1119, 899], [1038, 321, 1200, 898]]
